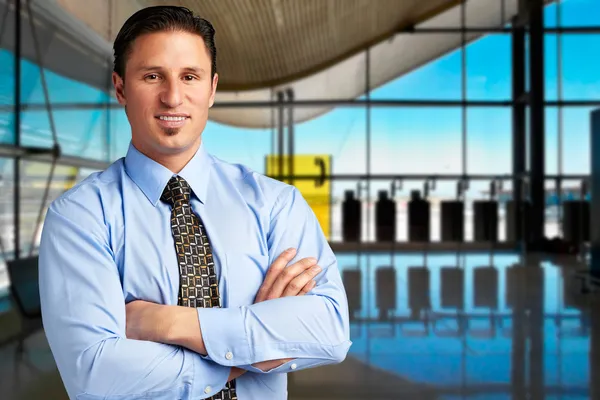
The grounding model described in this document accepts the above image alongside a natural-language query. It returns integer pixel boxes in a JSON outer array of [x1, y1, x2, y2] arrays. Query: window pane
[[558, 0, 600, 27], [0, 50, 14, 107], [546, 107, 559, 176], [545, 34, 559, 102], [109, 107, 131, 160], [294, 107, 366, 176], [20, 57, 111, 105], [0, 110, 13, 145], [467, 35, 511, 101], [562, 107, 593, 175], [20, 109, 110, 161], [467, 108, 512, 175], [203, 110, 272, 173], [562, 34, 600, 101], [371, 107, 462, 175], [544, 1, 559, 28], [0, 49, 14, 145]]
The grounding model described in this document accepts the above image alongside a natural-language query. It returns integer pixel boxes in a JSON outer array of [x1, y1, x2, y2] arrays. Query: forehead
[[126, 30, 211, 70]]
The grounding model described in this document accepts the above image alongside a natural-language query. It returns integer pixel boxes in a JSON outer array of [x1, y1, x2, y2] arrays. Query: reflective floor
[[293, 251, 597, 399], [1, 251, 598, 399]]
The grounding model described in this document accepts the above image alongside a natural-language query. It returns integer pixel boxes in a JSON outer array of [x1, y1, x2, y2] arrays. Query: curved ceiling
[[209, 0, 522, 128], [22, 0, 529, 128], [138, 0, 460, 91]]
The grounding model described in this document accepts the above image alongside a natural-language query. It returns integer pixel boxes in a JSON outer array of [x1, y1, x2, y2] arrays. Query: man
[[38, 5, 351, 400]]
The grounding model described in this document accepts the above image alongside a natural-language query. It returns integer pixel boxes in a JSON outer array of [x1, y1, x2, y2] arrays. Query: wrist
[[166, 306, 207, 355]]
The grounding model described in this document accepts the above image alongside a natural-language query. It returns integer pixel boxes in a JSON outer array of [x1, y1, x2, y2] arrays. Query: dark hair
[[113, 6, 217, 80]]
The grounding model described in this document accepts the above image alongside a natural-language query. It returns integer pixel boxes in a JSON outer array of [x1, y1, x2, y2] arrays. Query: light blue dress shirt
[[39, 141, 351, 400]]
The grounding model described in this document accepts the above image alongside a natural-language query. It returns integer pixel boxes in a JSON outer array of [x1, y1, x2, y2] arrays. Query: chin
[[157, 133, 198, 153]]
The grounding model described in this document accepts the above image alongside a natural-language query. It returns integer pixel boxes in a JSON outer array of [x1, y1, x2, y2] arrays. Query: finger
[[268, 257, 318, 300], [297, 280, 317, 296], [255, 248, 296, 303], [282, 265, 322, 297]]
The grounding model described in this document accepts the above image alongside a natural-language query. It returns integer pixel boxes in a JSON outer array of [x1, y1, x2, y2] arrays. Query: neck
[[133, 137, 202, 174]]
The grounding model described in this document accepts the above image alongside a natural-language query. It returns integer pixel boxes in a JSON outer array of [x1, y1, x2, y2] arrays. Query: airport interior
[[0, 0, 600, 398]]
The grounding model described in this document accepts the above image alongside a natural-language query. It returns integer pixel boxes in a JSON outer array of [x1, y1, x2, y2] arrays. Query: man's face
[[112, 30, 218, 158]]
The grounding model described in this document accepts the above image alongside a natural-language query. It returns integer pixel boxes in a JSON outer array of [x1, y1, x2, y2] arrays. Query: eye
[[183, 75, 197, 81], [145, 74, 159, 81]]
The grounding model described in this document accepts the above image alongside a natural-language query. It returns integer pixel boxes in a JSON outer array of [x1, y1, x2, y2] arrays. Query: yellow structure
[[266, 155, 332, 239]]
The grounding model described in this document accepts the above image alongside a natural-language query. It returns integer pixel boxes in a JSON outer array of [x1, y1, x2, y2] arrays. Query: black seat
[[6, 255, 44, 382], [7, 255, 42, 319]]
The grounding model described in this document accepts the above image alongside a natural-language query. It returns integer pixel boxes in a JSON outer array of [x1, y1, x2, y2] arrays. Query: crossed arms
[[39, 187, 351, 399], [125, 249, 329, 380]]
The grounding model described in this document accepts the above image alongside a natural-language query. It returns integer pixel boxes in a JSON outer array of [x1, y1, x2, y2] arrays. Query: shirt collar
[[124, 141, 213, 207]]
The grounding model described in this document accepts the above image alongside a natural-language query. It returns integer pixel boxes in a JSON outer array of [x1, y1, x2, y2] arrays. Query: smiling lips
[[156, 114, 189, 128]]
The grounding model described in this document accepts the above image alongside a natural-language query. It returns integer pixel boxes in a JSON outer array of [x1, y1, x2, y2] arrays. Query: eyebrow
[[136, 66, 207, 75]]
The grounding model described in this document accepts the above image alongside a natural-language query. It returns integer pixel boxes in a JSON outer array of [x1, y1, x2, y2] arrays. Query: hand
[[254, 248, 321, 303], [125, 300, 173, 343]]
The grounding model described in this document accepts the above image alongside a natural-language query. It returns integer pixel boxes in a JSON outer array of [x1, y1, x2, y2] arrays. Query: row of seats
[[342, 190, 590, 243]]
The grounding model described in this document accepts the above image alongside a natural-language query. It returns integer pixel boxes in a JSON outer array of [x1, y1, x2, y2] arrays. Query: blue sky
[[0, 0, 598, 199]]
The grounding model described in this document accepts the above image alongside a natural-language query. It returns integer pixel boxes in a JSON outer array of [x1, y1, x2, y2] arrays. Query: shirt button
[[204, 386, 211, 394], [291, 363, 297, 370], [225, 352, 233, 360]]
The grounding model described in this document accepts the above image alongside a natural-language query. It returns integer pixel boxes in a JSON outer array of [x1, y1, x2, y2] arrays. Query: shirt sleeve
[[198, 186, 352, 373], [39, 203, 231, 399]]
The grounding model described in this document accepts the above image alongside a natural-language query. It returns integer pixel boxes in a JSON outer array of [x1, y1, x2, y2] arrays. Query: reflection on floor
[[1, 252, 600, 399]]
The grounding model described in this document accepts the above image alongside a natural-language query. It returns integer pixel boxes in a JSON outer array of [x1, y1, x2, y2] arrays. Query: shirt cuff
[[197, 306, 252, 366], [243, 358, 329, 374], [191, 350, 231, 398]]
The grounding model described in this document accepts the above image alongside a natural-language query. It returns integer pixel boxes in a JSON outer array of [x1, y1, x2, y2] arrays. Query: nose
[[160, 80, 183, 108]]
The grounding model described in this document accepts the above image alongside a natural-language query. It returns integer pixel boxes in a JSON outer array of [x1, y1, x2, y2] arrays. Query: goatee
[[162, 127, 180, 136]]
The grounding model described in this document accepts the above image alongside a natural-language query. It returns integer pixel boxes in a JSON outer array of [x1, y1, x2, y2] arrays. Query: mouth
[[155, 114, 189, 129]]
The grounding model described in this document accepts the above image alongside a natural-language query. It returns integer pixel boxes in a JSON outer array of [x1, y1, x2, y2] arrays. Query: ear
[[208, 73, 219, 108], [112, 72, 127, 106]]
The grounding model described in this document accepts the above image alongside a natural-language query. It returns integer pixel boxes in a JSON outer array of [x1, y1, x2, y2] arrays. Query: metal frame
[[0, 0, 598, 255], [13, 0, 20, 259], [2, 99, 600, 112]]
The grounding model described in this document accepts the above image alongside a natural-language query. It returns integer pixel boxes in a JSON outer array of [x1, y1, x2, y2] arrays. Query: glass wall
[[0, 0, 120, 267]]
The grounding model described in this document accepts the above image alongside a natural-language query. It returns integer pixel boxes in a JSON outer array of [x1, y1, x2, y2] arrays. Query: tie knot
[[161, 175, 191, 206]]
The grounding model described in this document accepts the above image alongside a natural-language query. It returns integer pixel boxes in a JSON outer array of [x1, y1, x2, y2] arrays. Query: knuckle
[[282, 268, 294, 279], [301, 258, 314, 267], [267, 265, 281, 275], [288, 281, 301, 292]]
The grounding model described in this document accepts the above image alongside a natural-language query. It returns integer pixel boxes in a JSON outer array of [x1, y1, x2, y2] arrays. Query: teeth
[[159, 116, 186, 121]]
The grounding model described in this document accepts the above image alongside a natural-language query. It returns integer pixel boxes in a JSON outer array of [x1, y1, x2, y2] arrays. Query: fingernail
[[312, 265, 322, 273], [286, 248, 296, 253], [308, 257, 317, 264]]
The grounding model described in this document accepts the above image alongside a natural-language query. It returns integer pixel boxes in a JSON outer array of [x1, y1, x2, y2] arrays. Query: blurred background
[[0, 0, 600, 399]]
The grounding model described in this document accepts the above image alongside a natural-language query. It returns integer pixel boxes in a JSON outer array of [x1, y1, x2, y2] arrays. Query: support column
[[591, 109, 600, 276], [286, 88, 294, 186], [277, 91, 285, 180], [528, 0, 546, 242], [14, 0, 21, 259], [512, 14, 527, 242]]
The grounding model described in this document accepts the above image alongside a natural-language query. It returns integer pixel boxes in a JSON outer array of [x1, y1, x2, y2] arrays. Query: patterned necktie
[[161, 175, 238, 400]]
